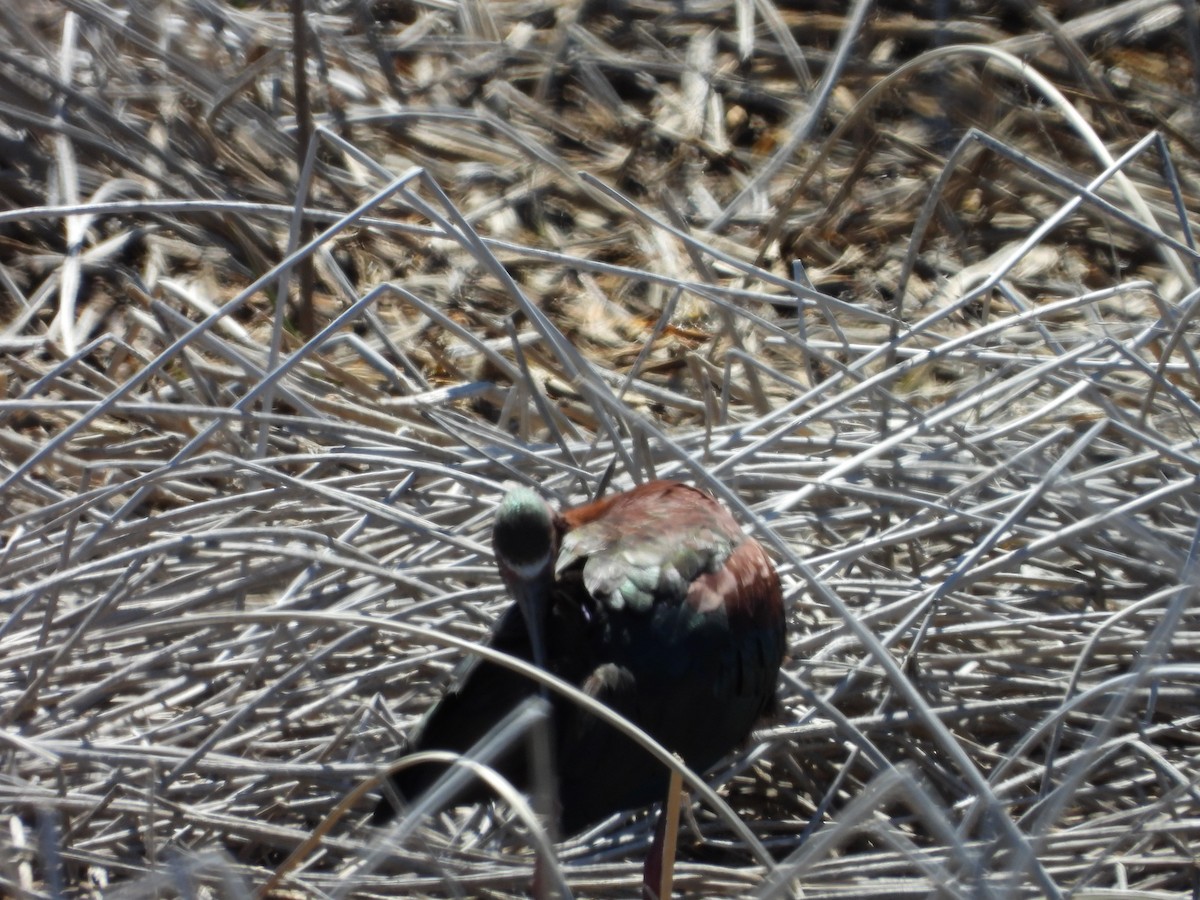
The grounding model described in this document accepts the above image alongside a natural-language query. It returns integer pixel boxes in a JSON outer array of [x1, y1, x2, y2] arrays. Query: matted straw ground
[[2, 1, 1199, 897]]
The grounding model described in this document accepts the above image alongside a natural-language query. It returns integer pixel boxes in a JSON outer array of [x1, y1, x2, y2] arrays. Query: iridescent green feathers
[[560, 508, 738, 614], [555, 481, 758, 617]]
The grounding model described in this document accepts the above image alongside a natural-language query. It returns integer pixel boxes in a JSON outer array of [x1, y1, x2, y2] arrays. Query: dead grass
[[2, 0, 1200, 896]]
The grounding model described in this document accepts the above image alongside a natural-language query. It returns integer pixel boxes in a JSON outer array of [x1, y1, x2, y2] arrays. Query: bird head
[[492, 485, 558, 671]]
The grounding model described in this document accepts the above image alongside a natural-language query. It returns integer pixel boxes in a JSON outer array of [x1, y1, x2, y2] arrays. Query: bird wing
[[557, 481, 744, 614], [550, 483, 785, 832], [553, 541, 784, 833]]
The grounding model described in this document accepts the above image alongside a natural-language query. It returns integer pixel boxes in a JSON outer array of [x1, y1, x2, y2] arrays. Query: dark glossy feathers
[[375, 480, 786, 835]]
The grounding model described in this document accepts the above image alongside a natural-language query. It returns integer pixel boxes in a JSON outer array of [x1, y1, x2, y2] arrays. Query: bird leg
[[532, 853, 549, 900], [643, 764, 686, 899]]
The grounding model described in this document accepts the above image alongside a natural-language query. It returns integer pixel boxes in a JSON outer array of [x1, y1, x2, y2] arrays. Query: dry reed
[[2, 1, 1199, 897]]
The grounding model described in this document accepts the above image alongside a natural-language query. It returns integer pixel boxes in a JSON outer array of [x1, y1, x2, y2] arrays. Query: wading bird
[[374, 480, 786, 895]]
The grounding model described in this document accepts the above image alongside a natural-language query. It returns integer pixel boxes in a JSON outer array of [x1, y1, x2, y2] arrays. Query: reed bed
[[1, 0, 1199, 896]]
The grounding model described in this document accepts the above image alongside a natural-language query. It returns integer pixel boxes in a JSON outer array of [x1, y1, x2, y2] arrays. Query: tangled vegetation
[[1, 1, 1199, 896]]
